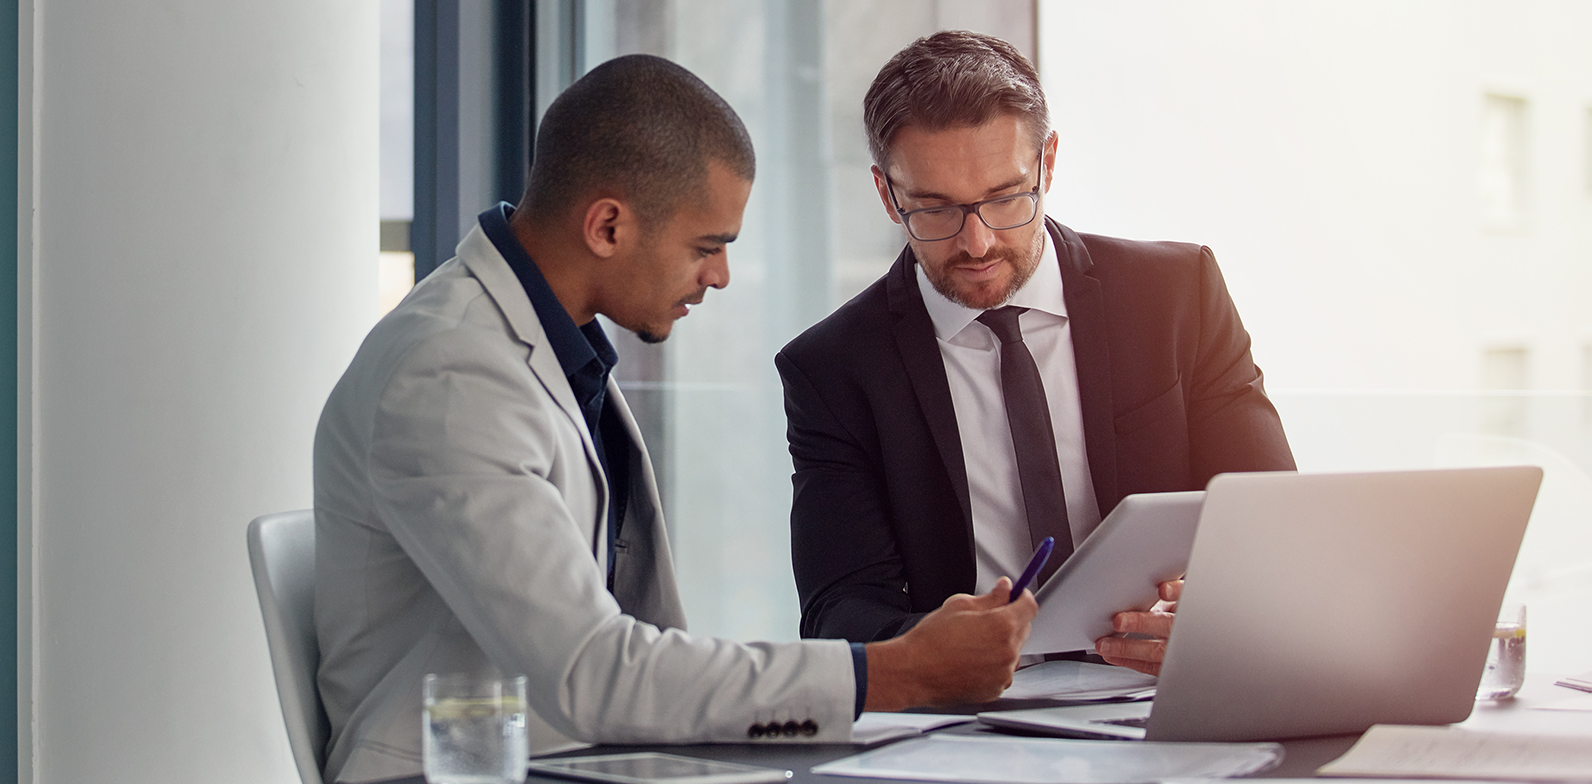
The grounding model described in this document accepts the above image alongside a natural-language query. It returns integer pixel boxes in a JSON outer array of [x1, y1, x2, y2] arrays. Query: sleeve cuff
[[850, 642, 868, 718]]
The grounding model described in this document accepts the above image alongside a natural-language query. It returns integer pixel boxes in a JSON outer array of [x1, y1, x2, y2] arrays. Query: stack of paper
[[849, 713, 972, 746], [1554, 670, 1592, 693], [1317, 724, 1592, 780], [1001, 660, 1157, 702], [813, 733, 1282, 784]]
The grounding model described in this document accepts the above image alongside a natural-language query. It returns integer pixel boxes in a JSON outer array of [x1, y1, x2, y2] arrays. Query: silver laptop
[[980, 466, 1542, 742]]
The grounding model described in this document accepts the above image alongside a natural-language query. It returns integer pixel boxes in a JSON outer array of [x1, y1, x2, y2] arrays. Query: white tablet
[[1021, 491, 1204, 655], [526, 753, 792, 784]]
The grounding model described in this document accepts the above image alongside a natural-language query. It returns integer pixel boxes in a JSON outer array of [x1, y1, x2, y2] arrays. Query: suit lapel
[[602, 379, 687, 630], [459, 226, 611, 556], [524, 330, 611, 565], [886, 249, 974, 530], [1051, 220, 1118, 514]]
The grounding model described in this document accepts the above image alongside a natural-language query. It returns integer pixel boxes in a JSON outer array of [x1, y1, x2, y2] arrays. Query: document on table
[[812, 733, 1282, 784], [1317, 724, 1592, 780], [1554, 669, 1592, 693], [849, 713, 973, 746], [1000, 660, 1157, 702]]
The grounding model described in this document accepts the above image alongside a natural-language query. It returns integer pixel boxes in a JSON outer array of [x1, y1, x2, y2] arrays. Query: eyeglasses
[[884, 152, 1044, 242]]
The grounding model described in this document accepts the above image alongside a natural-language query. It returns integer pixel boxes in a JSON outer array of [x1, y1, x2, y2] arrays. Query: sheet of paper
[[1553, 669, 1592, 693], [1001, 660, 1157, 701], [1168, 780, 1501, 784], [812, 733, 1281, 784], [1317, 724, 1592, 780], [849, 713, 973, 745]]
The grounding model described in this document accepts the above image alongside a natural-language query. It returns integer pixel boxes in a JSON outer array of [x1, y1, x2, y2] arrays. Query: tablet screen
[[1023, 490, 1204, 654]]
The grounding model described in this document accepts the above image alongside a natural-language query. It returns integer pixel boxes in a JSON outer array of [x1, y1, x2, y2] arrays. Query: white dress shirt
[[915, 233, 1102, 593]]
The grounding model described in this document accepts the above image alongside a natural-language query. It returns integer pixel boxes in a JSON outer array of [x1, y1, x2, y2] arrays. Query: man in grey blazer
[[314, 55, 1037, 784]]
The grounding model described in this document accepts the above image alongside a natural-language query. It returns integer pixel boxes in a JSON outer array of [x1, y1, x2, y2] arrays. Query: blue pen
[[1009, 536, 1055, 602]]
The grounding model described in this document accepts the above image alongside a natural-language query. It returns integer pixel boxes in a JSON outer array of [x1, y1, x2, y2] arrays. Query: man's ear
[[871, 165, 904, 225], [581, 197, 633, 258], [1041, 131, 1058, 194]]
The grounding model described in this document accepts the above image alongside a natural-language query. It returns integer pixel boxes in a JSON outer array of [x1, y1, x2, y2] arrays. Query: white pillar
[[25, 1, 378, 781]]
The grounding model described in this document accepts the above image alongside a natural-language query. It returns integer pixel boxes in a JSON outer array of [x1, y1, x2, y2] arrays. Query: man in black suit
[[776, 31, 1295, 675]]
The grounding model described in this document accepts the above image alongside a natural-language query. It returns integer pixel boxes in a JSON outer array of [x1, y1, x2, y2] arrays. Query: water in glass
[[1476, 608, 1526, 700], [424, 675, 528, 784]]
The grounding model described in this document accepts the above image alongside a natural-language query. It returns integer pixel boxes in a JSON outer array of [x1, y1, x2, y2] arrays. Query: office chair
[[247, 510, 329, 784]]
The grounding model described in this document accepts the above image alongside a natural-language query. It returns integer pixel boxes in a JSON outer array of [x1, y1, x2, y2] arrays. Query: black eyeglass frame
[[883, 151, 1045, 242]]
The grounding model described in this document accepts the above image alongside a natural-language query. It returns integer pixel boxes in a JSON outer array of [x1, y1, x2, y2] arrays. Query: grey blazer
[[314, 225, 854, 783]]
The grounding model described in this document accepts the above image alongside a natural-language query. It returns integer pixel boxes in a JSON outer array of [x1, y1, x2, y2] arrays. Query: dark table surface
[[377, 673, 1587, 784]]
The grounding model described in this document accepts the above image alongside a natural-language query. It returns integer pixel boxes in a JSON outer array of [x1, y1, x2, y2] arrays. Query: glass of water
[[1476, 602, 1526, 700], [423, 673, 529, 784]]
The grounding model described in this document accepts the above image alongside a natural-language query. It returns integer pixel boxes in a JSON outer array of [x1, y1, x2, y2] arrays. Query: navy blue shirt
[[480, 205, 628, 580], [477, 204, 865, 718]]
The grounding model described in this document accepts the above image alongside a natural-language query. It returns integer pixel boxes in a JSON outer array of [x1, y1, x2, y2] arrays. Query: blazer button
[[747, 724, 764, 740], [800, 720, 818, 737], [781, 720, 800, 738]]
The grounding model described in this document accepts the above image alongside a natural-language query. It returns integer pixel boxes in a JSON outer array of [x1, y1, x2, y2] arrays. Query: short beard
[[632, 286, 707, 345], [922, 231, 1045, 310]]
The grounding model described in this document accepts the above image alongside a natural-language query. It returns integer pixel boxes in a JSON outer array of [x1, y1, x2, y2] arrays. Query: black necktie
[[976, 306, 1074, 584]]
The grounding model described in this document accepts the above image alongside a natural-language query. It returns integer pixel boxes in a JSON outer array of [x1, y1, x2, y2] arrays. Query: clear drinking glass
[[1476, 602, 1526, 700], [423, 673, 529, 784]]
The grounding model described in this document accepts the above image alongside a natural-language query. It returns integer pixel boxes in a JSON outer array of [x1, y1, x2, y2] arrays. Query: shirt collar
[[914, 228, 1066, 342], [478, 203, 617, 388]]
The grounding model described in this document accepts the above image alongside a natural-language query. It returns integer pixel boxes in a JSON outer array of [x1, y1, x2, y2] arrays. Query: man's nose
[[955, 213, 996, 258], [703, 251, 730, 289]]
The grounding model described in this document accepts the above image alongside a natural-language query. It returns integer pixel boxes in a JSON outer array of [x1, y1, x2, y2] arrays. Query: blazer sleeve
[[368, 327, 857, 745], [1185, 246, 1296, 481], [776, 348, 928, 643]]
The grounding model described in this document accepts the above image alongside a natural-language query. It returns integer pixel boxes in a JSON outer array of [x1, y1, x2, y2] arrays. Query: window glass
[[380, 0, 415, 314], [1038, 1, 1592, 671], [1479, 94, 1530, 232], [390, 3, 1592, 666], [1585, 106, 1592, 196], [591, 0, 1037, 641]]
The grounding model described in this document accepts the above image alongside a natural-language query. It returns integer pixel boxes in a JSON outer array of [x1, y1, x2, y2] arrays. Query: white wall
[[24, 1, 378, 781]]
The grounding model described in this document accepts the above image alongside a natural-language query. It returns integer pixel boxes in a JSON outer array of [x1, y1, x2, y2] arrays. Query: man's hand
[[1094, 579, 1182, 676], [862, 577, 1037, 711]]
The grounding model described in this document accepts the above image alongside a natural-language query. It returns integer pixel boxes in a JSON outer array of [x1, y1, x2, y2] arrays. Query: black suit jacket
[[775, 219, 1296, 643]]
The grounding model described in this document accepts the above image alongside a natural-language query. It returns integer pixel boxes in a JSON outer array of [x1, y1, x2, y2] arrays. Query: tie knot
[[976, 306, 1029, 344]]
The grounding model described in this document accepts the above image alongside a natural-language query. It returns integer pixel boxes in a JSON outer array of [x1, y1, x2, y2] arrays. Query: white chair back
[[247, 510, 328, 784]]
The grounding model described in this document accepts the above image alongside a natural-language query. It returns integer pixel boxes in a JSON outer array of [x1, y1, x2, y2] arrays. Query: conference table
[[375, 673, 1592, 784]]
